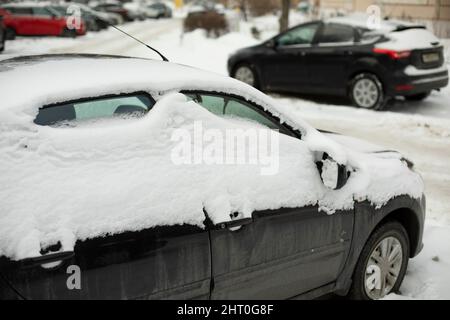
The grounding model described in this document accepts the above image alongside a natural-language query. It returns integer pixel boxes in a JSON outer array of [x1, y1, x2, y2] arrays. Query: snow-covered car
[[0, 54, 425, 300], [147, 2, 172, 19], [228, 15, 449, 110]]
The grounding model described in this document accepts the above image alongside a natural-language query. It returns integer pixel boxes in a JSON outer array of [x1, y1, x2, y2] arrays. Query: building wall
[[320, 0, 450, 36]]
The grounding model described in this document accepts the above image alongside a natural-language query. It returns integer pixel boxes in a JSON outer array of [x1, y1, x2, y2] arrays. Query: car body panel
[[210, 206, 354, 299], [0, 225, 211, 300], [1, 5, 86, 36]]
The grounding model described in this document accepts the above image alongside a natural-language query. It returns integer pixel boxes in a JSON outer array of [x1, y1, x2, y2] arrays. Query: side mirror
[[317, 155, 349, 190]]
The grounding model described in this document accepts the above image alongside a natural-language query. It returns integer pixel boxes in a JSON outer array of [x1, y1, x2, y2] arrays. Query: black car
[[0, 11, 5, 52], [0, 54, 425, 300], [228, 17, 449, 110]]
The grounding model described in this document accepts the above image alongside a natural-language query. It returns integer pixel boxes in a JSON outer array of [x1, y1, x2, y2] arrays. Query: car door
[[184, 92, 354, 299], [0, 225, 211, 300], [262, 22, 320, 92], [0, 93, 212, 300], [306, 23, 357, 95], [31, 7, 58, 36], [5, 7, 34, 35]]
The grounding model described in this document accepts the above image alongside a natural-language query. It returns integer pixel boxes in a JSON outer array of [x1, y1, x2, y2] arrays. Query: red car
[[0, 5, 86, 39]]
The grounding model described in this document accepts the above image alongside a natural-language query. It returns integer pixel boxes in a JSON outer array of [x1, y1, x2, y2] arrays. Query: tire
[[0, 32, 5, 52], [349, 221, 410, 300], [61, 28, 77, 38], [349, 73, 387, 110], [232, 63, 260, 89], [405, 91, 431, 101], [5, 28, 16, 40]]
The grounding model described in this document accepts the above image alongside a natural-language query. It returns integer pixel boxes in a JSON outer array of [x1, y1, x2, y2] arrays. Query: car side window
[[317, 23, 355, 44], [6, 7, 33, 15], [277, 23, 319, 46], [185, 92, 296, 137], [32, 7, 53, 17], [186, 93, 225, 116], [224, 99, 280, 130], [34, 93, 155, 126]]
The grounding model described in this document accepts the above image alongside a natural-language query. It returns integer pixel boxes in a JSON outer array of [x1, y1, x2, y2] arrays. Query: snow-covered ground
[[2, 15, 449, 299]]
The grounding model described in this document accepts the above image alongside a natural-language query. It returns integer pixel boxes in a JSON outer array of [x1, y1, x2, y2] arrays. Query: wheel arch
[[347, 58, 387, 94], [334, 195, 425, 296], [374, 207, 421, 258]]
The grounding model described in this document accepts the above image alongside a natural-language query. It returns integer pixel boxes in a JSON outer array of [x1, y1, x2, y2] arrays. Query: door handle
[[20, 251, 74, 269], [219, 218, 252, 231]]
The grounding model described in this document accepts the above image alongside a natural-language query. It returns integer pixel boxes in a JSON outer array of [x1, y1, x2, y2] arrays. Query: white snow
[[376, 28, 442, 51]]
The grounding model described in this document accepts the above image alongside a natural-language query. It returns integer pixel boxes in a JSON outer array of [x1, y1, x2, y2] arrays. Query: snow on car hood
[[0, 57, 425, 260]]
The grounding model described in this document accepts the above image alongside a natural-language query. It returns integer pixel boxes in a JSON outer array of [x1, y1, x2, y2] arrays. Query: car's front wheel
[[349, 73, 386, 110], [349, 221, 410, 300], [232, 64, 259, 89]]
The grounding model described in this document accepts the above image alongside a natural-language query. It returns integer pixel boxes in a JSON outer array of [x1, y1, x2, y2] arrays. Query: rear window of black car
[[34, 93, 155, 127], [318, 23, 355, 43]]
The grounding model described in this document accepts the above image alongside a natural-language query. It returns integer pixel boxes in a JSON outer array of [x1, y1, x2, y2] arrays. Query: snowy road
[[2, 18, 450, 299]]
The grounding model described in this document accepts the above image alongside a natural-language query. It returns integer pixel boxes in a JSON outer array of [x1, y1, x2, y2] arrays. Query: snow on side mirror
[[316, 154, 349, 190]]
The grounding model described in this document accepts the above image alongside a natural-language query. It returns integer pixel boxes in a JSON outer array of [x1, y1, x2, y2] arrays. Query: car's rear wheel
[[349, 73, 386, 110], [232, 64, 259, 89], [405, 91, 431, 101], [5, 28, 16, 40], [349, 221, 409, 300]]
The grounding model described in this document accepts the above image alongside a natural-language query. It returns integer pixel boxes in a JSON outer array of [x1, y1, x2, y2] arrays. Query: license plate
[[422, 52, 440, 63]]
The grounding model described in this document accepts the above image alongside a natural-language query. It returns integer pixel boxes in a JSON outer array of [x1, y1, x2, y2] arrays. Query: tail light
[[373, 48, 411, 60]]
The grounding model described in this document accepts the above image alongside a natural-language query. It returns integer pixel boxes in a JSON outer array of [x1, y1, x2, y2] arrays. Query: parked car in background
[[95, 3, 134, 22], [0, 54, 425, 300], [228, 15, 449, 110], [50, 4, 107, 32], [123, 2, 148, 21], [148, 2, 172, 19], [78, 3, 123, 25], [1, 3, 86, 39], [0, 12, 5, 52]]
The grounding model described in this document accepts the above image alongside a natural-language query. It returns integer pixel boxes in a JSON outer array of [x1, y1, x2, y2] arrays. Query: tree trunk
[[279, 0, 290, 33]]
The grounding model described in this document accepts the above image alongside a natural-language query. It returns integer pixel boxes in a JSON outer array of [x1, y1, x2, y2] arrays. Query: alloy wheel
[[364, 236, 403, 299], [352, 78, 379, 108], [234, 66, 255, 87]]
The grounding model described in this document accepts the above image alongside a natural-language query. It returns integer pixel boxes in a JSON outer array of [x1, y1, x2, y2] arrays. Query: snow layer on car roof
[[327, 14, 423, 32], [0, 54, 347, 163]]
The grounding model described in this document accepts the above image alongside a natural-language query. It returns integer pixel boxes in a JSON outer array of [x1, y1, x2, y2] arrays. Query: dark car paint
[[209, 206, 353, 299], [0, 195, 424, 300], [0, 224, 212, 300], [228, 21, 448, 98]]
